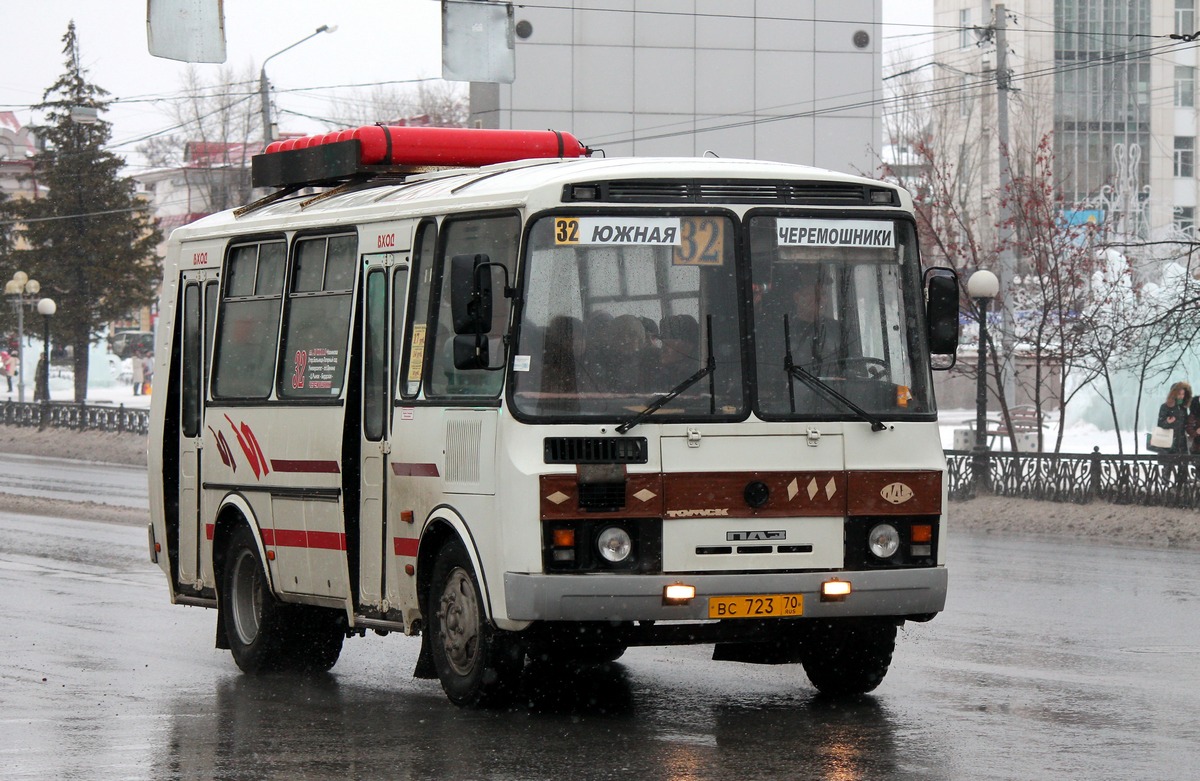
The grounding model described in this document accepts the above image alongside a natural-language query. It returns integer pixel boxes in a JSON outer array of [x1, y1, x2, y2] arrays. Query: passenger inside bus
[[538, 315, 589, 409]]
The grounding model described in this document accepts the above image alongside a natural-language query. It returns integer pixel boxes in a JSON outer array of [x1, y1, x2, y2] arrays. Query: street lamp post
[[4, 271, 41, 404], [37, 298, 56, 405], [968, 270, 1000, 494], [259, 25, 338, 144]]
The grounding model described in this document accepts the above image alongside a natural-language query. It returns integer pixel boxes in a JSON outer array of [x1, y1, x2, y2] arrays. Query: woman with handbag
[[1156, 381, 1192, 455]]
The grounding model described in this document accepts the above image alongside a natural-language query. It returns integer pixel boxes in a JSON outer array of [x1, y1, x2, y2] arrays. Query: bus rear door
[[177, 267, 218, 591]]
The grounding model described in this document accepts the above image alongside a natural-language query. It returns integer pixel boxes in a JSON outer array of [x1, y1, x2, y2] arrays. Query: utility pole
[[994, 3, 1017, 407]]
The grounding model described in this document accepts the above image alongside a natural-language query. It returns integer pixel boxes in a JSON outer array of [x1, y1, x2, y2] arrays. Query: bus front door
[[358, 254, 409, 615]]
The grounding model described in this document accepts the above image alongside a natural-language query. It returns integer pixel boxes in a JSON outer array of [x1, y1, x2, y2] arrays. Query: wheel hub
[[437, 567, 481, 676]]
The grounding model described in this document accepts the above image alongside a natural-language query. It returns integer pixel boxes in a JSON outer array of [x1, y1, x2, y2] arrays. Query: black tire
[[427, 539, 523, 707], [528, 639, 626, 665], [221, 525, 345, 674], [282, 606, 345, 673], [800, 619, 897, 696], [221, 525, 290, 673]]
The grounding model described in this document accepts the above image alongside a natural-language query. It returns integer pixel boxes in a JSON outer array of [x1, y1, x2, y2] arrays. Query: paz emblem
[[880, 482, 914, 505]]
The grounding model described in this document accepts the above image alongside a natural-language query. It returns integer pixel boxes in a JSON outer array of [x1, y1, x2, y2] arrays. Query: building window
[[1176, 137, 1195, 178], [1178, 0, 1195, 37], [1177, 67, 1196, 107], [1176, 138, 1196, 178], [960, 9, 973, 48], [1175, 206, 1195, 236]]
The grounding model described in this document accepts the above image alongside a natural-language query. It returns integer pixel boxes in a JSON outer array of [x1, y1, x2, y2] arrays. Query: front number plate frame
[[707, 593, 804, 619]]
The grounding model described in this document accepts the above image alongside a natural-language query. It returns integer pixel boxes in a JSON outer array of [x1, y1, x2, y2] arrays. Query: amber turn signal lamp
[[911, 524, 933, 544]]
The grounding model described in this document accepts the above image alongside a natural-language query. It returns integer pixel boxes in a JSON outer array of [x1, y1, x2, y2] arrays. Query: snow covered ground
[[938, 408, 1138, 455]]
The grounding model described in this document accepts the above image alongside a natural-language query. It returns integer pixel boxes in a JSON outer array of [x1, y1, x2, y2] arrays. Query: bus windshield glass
[[749, 215, 934, 418], [513, 214, 746, 421]]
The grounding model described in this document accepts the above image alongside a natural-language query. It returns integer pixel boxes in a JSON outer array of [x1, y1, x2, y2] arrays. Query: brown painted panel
[[846, 470, 942, 515], [663, 471, 846, 518], [539, 473, 664, 520]]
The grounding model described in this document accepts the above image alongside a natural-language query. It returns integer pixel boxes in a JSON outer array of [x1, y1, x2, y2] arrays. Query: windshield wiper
[[783, 316, 888, 432], [617, 316, 716, 434]]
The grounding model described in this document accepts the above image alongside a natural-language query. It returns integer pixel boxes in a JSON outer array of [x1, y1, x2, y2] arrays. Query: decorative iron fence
[[946, 449, 1200, 508], [1, 401, 149, 436]]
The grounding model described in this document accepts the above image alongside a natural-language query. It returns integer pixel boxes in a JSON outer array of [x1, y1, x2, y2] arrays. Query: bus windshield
[[512, 212, 933, 423], [512, 213, 746, 421], [749, 215, 934, 418]]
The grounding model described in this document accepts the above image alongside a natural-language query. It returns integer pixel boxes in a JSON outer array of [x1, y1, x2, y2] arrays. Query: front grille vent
[[543, 437, 648, 464], [563, 179, 893, 206], [578, 482, 626, 511]]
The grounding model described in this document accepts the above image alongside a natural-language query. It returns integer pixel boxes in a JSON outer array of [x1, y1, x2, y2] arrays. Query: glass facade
[[1054, 0, 1152, 203]]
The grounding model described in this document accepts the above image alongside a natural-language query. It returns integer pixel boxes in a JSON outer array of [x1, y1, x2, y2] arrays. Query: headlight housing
[[868, 523, 900, 559], [597, 526, 633, 563]]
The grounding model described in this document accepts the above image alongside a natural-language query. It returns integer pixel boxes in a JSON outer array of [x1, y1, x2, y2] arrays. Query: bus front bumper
[[503, 567, 946, 623]]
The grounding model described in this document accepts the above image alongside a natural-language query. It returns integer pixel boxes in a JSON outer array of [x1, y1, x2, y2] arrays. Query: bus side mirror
[[450, 253, 493, 335], [924, 267, 959, 365], [453, 333, 489, 370]]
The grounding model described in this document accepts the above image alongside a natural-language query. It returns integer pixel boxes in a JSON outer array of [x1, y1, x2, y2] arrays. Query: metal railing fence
[[946, 449, 1200, 508], [1, 400, 149, 436]]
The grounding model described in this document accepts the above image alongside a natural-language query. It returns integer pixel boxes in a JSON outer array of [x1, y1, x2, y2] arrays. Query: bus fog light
[[911, 544, 932, 557], [597, 527, 632, 563], [663, 583, 696, 604], [868, 523, 900, 559], [821, 579, 852, 601]]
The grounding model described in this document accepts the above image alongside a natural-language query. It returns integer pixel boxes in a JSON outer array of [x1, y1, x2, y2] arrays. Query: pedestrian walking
[[0, 351, 11, 392], [141, 353, 154, 395], [1157, 381, 1191, 454], [131, 349, 144, 396]]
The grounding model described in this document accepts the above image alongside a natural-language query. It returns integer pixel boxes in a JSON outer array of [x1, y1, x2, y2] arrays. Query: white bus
[[148, 126, 960, 706]]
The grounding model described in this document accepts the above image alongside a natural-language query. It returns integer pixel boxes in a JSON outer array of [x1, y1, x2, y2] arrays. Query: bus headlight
[[868, 523, 900, 559], [597, 526, 633, 563]]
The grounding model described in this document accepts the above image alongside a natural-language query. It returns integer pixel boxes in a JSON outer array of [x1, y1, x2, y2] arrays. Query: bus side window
[[278, 235, 357, 399], [427, 214, 519, 398], [401, 221, 436, 398], [212, 241, 286, 399]]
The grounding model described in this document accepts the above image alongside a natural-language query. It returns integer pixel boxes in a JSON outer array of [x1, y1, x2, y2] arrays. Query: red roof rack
[[251, 126, 591, 189]]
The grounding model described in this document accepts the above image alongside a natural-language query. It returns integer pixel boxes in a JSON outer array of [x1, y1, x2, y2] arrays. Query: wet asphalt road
[[2, 509, 1199, 780], [0, 453, 148, 508]]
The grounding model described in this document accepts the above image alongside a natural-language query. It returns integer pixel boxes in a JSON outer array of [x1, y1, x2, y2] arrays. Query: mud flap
[[412, 627, 437, 679], [712, 639, 805, 665], [215, 605, 230, 650]]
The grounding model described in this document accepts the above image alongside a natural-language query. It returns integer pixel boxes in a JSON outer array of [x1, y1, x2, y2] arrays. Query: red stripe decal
[[261, 528, 347, 551], [270, 459, 341, 474], [393, 537, 419, 557], [392, 463, 440, 477]]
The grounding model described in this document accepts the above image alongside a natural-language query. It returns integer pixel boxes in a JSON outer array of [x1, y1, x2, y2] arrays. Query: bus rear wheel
[[428, 539, 523, 707], [800, 618, 897, 696], [222, 525, 289, 673], [221, 525, 344, 673]]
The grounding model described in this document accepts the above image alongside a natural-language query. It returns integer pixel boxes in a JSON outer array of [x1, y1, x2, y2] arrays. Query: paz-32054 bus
[[148, 126, 959, 706]]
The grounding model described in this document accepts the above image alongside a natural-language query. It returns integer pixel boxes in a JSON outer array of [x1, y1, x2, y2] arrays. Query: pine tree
[[15, 22, 161, 401]]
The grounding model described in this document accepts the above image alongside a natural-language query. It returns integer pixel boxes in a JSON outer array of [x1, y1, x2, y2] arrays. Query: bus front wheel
[[428, 539, 523, 707], [800, 618, 897, 696]]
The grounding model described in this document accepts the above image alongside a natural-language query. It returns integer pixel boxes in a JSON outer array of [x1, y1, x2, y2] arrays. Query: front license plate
[[707, 593, 804, 619]]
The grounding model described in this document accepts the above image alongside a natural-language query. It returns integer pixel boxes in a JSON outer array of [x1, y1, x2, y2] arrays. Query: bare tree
[[328, 80, 469, 128], [138, 65, 259, 213]]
